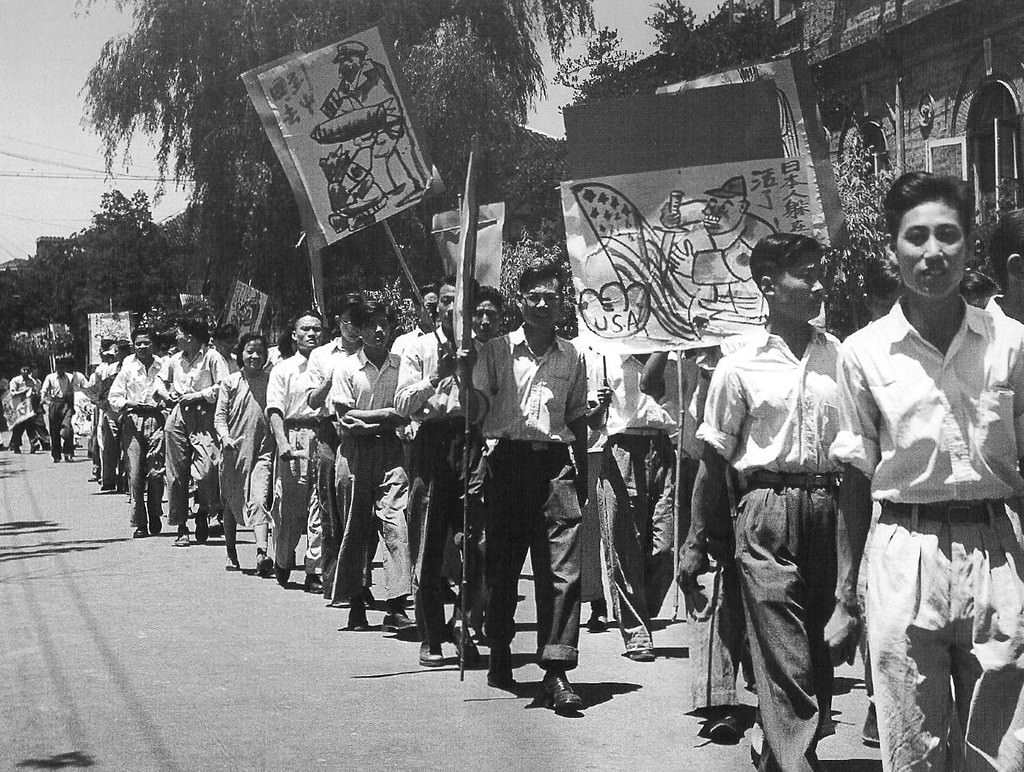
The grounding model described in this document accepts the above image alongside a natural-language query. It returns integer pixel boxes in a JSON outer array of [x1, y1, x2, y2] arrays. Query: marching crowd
[[5, 171, 1024, 771]]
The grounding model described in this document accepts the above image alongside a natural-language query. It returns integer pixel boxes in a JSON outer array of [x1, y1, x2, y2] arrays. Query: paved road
[[0, 447, 881, 771]]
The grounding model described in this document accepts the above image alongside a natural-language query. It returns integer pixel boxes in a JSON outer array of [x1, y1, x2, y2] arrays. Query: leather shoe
[[449, 622, 481, 667], [304, 574, 323, 594], [173, 526, 190, 547], [255, 552, 273, 578], [487, 645, 514, 690], [419, 642, 445, 668], [274, 564, 290, 587], [707, 710, 744, 745], [194, 514, 209, 545], [132, 528, 149, 539], [383, 609, 417, 636], [541, 670, 584, 713]]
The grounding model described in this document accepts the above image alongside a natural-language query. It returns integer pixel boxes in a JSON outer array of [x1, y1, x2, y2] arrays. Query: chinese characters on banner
[[87, 312, 135, 367], [224, 281, 269, 335], [246, 27, 434, 245], [562, 58, 841, 352]]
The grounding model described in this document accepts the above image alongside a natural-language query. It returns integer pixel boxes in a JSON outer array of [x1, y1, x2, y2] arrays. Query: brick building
[[796, 0, 1024, 219]]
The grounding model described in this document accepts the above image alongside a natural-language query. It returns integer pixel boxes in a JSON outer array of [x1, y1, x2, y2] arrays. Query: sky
[[0, 0, 722, 261]]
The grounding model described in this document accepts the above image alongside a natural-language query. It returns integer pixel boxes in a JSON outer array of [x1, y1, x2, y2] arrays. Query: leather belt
[[746, 470, 838, 491], [284, 418, 320, 429], [882, 500, 1000, 524], [620, 427, 667, 437], [501, 439, 566, 453]]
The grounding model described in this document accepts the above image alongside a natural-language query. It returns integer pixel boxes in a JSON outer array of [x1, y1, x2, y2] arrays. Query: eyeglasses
[[521, 292, 560, 306]]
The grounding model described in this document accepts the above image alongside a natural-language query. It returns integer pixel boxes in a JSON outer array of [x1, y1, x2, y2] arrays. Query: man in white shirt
[[266, 311, 324, 592], [830, 172, 1024, 770], [41, 355, 88, 463], [109, 326, 167, 538], [329, 301, 415, 634], [161, 315, 230, 547], [8, 364, 42, 453], [390, 281, 439, 359]]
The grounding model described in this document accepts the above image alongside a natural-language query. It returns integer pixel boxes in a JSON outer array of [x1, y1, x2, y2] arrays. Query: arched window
[[860, 122, 890, 175], [968, 81, 1022, 213]]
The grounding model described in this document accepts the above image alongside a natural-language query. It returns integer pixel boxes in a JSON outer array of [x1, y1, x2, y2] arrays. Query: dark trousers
[[10, 420, 41, 452], [736, 485, 837, 772], [47, 400, 74, 460], [409, 419, 484, 649], [484, 440, 582, 670]]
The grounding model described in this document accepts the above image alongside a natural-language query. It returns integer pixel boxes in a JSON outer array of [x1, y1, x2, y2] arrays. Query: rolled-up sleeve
[[565, 351, 589, 424], [328, 363, 356, 414], [265, 364, 288, 417], [695, 358, 745, 462], [829, 343, 881, 478]]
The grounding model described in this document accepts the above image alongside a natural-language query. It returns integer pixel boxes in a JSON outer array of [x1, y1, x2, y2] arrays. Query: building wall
[[805, 0, 1024, 214]]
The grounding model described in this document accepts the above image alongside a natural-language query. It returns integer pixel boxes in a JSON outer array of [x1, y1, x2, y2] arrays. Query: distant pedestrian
[[41, 355, 86, 463], [8, 364, 42, 453]]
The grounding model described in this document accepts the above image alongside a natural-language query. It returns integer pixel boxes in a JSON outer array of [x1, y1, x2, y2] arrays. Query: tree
[[557, 2, 792, 105], [84, 0, 594, 310]]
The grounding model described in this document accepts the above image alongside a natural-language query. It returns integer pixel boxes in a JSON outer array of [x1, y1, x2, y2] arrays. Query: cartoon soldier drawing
[[310, 40, 429, 231], [659, 175, 775, 326]]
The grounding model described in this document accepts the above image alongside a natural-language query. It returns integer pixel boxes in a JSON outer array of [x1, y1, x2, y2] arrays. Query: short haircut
[[475, 284, 504, 310], [987, 209, 1024, 289], [748, 233, 823, 285], [862, 256, 901, 300], [883, 171, 975, 239], [960, 269, 1000, 305], [131, 325, 156, 343], [212, 323, 239, 342], [332, 292, 364, 321], [234, 332, 269, 368], [176, 314, 210, 342], [418, 282, 439, 297], [439, 275, 457, 291], [350, 300, 393, 329], [518, 257, 566, 294], [290, 310, 323, 331]]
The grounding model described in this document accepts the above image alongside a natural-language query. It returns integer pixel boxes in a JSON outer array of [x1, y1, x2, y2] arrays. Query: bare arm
[[824, 464, 871, 664], [640, 351, 670, 400]]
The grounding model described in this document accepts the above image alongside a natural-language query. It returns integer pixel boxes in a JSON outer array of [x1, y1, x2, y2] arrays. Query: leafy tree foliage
[[0, 190, 193, 370], [557, 2, 792, 105], [83, 0, 593, 311]]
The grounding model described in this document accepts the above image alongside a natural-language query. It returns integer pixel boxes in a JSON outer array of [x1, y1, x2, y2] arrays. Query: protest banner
[[243, 26, 435, 245], [87, 312, 135, 366], [432, 202, 505, 288], [562, 75, 842, 352], [224, 281, 269, 334], [658, 53, 842, 243]]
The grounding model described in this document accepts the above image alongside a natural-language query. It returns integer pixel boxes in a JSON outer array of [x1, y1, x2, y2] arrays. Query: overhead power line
[[0, 133, 161, 173]]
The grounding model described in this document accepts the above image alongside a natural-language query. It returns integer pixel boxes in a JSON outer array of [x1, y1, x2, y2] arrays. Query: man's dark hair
[[960, 270, 1000, 306], [475, 284, 504, 310], [883, 171, 974, 240], [862, 256, 902, 301], [418, 282, 439, 297], [518, 257, 566, 294], [213, 323, 239, 342], [131, 325, 156, 343], [234, 332, 269, 368], [290, 310, 323, 331], [749, 233, 823, 285], [332, 292, 365, 322], [988, 209, 1024, 289], [350, 300, 394, 329], [439, 275, 457, 291], [176, 314, 210, 342]]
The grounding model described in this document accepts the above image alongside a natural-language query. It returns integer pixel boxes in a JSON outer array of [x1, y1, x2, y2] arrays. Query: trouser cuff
[[540, 645, 578, 670]]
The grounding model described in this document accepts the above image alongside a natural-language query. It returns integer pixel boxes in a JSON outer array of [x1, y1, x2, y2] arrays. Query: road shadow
[[0, 456, 26, 479], [833, 676, 864, 696], [15, 750, 96, 768], [0, 537, 126, 564], [652, 646, 689, 659], [0, 520, 65, 535], [690, 704, 757, 743]]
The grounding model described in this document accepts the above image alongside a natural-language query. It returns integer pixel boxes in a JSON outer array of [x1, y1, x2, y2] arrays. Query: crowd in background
[[5, 171, 1024, 770]]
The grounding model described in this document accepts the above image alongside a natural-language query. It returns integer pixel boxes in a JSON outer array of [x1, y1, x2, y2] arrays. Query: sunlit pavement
[[0, 446, 880, 771]]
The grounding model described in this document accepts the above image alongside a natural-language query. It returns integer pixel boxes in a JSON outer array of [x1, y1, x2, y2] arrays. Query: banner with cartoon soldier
[[247, 27, 434, 245], [562, 77, 840, 352]]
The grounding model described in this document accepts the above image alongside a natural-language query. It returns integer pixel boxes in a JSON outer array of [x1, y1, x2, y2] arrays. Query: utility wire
[[0, 133, 161, 173]]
